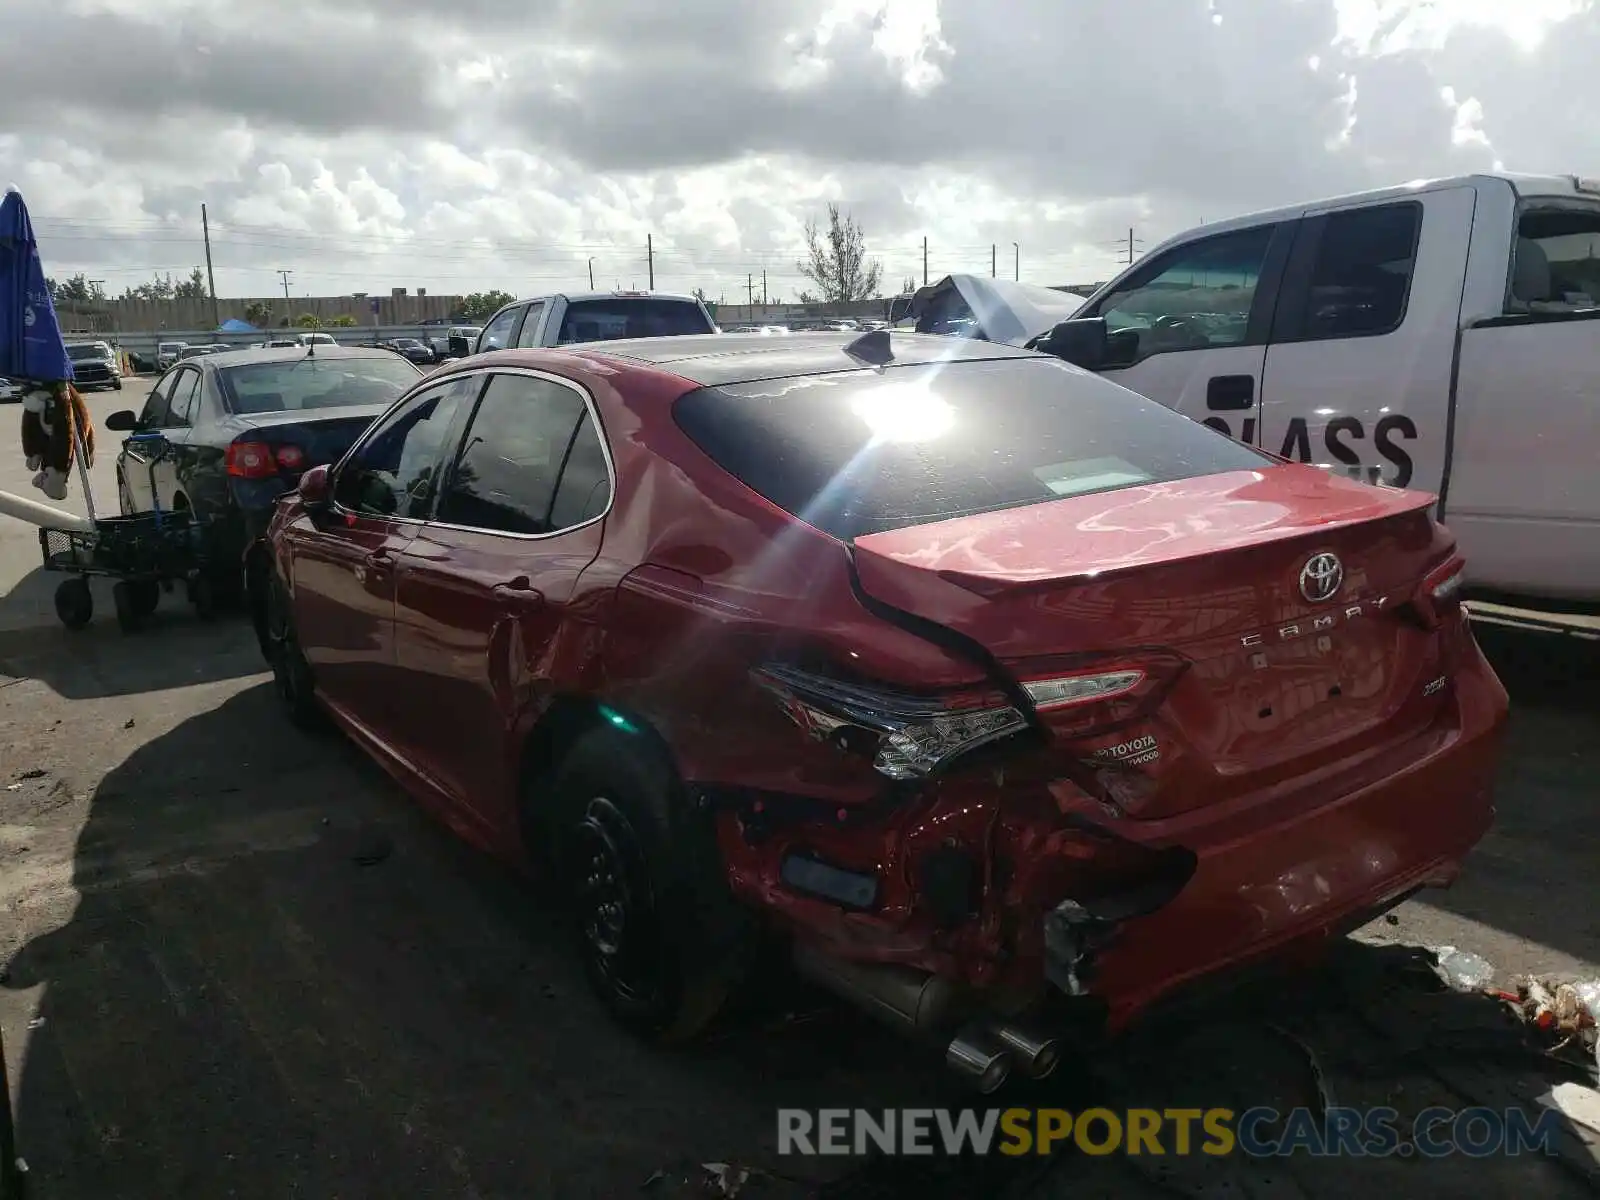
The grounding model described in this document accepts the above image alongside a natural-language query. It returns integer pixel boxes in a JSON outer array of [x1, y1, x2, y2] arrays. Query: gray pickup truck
[[469, 290, 717, 355]]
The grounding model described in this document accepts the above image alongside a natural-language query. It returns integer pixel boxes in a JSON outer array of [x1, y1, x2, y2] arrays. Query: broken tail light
[[750, 663, 1028, 780], [1410, 555, 1467, 629], [1011, 651, 1190, 743]]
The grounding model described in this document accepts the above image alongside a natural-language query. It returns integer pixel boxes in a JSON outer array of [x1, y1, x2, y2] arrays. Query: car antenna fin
[[843, 328, 893, 366]]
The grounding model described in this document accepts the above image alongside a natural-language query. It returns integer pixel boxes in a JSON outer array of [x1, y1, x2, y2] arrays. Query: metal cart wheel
[[53, 578, 92, 631]]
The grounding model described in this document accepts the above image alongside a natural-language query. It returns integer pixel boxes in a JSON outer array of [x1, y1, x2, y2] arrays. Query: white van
[[915, 173, 1600, 608]]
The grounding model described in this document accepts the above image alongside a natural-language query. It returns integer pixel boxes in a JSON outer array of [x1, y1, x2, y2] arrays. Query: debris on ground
[[13, 769, 45, 782], [1432, 945, 1495, 991], [641, 1160, 806, 1198], [1501, 976, 1600, 1077]]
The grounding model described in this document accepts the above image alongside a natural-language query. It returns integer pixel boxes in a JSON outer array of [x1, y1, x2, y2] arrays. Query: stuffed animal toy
[[19, 381, 94, 502]]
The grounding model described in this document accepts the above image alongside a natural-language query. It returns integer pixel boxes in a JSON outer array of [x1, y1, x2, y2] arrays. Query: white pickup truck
[[913, 172, 1600, 609]]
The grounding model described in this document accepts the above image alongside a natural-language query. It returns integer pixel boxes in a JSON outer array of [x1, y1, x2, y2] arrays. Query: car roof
[[187, 345, 405, 370], [557, 330, 1044, 387]]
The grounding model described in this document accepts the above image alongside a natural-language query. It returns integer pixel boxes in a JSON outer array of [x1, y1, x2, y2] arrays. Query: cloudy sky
[[3, 0, 1594, 304]]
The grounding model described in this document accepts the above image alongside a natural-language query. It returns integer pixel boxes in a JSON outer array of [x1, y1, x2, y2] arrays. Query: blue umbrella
[[0, 188, 73, 384]]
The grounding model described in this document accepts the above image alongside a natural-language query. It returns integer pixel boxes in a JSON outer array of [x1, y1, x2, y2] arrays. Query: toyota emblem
[[1299, 552, 1344, 603]]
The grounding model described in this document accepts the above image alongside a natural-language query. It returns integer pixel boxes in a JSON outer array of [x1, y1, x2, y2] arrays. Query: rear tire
[[54, 578, 92, 630], [548, 727, 747, 1043]]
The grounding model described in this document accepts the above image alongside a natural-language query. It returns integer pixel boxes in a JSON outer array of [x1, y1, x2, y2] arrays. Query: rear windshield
[[557, 298, 713, 344], [673, 357, 1273, 539], [218, 356, 421, 415]]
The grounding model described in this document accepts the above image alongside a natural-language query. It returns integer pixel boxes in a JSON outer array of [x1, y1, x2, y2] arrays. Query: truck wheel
[[54, 578, 93, 630], [549, 726, 745, 1043], [113, 378, 123, 391]]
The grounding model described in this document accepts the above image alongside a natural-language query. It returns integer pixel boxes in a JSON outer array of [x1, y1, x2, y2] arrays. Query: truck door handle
[[1206, 375, 1255, 411]]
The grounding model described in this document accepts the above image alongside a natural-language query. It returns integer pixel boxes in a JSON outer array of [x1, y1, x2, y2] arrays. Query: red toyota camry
[[256, 331, 1507, 1091]]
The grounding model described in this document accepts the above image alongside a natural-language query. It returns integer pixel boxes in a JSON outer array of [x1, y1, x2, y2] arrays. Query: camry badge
[[1299, 552, 1344, 604]]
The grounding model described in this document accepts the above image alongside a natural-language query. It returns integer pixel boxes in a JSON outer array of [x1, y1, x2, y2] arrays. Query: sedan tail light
[[1409, 555, 1467, 629], [1011, 650, 1190, 743], [751, 663, 1027, 780], [227, 440, 304, 479]]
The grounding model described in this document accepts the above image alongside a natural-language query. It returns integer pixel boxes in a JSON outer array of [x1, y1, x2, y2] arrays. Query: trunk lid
[[851, 465, 1452, 819]]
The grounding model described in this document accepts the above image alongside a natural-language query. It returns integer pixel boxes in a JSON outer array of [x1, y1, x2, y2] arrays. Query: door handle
[[493, 576, 544, 606], [1206, 375, 1255, 411]]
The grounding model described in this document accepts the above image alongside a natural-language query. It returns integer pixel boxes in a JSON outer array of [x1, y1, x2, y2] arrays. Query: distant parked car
[[0, 377, 22, 403], [157, 341, 188, 370], [65, 341, 122, 391], [102, 344, 423, 615], [385, 337, 435, 365]]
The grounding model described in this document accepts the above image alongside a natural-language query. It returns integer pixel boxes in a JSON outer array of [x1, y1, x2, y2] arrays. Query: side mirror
[[105, 409, 139, 431], [1031, 317, 1111, 370], [298, 464, 332, 512]]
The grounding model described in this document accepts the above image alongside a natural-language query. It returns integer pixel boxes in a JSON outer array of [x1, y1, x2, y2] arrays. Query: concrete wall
[[57, 293, 467, 336]]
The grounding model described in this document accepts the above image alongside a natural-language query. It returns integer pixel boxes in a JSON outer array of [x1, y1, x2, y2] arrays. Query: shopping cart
[[36, 429, 213, 632]]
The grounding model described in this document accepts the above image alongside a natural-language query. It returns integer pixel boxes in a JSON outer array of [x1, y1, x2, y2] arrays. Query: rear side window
[[1508, 206, 1600, 312], [436, 373, 611, 535], [557, 298, 713, 344], [1297, 202, 1421, 339], [673, 358, 1272, 540], [218, 357, 421, 414]]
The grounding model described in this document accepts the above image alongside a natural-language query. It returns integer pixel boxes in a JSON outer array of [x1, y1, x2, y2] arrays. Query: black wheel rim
[[573, 797, 664, 1008]]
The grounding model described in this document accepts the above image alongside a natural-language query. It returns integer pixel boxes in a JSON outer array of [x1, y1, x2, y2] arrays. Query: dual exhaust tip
[[947, 1020, 1061, 1094], [792, 941, 1062, 1094]]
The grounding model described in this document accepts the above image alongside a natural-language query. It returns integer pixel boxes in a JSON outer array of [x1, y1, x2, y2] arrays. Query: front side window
[[477, 307, 522, 353], [1508, 206, 1600, 313], [334, 377, 477, 520], [1092, 225, 1277, 360], [139, 374, 176, 426], [673, 356, 1272, 540], [1296, 203, 1420, 339], [436, 373, 611, 535], [166, 370, 202, 426]]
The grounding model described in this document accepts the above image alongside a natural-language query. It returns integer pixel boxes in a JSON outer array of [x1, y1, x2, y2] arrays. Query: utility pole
[[1013, 242, 1020, 282], [588, 257, 594, 289], [922, 236, 928, 286], [747, 274, 755, 306], [88, 280, 105, 337], [991, 244, 996, 278], [1128, 227, 1135, 265], [201, 203, 220, 329], [646, 235, 654, 290], [277, 269, 293, 302], [761, 269, 767, 309]]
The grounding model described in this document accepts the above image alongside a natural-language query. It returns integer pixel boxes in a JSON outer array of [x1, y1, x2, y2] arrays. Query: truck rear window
[[557, 299, 713, 344], [673, 357, 1273, 539]]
